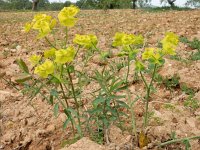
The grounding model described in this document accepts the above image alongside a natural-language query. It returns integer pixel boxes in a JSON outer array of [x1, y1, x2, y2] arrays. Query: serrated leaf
[[15, 74, 32, 83], [93, 97, 105, 107], [116, 100, 129, 109], [53, 103, 59, 117], [50, 89, 58, 97], [16, 59, 29, 73], [49, 95, 53, 105], [63, 118, 70, 129]]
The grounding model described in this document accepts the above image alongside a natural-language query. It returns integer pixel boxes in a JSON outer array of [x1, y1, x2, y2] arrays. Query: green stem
[[127, 89, 137, 140], [45, 37, 58, 50], [141, 64, 157, 128], [54, 89, 75, 136], [2, 77, 20, 91], [64, 27, 68, 48], [125, 55, 130, 84], [160, 136, 200, 147], [67, 69, 82, 136], [60, 83, 69, 107]]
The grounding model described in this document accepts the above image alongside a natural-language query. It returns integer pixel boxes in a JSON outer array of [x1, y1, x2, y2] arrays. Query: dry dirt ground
[[0, 9, 200, 150]]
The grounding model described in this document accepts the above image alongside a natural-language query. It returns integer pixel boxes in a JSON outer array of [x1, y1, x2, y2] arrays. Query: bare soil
[[0, 9, 200, 150]]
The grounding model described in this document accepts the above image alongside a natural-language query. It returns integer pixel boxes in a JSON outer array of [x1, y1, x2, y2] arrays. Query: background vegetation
[[0, 0, 200, 11]]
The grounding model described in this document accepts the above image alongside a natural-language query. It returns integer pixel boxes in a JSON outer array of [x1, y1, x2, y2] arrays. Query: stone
[[27, 117, 37, 126], [1, 132, 16, 144], [35, 129, 48, 138], [109, 125, 125, 145], [186, 118, 196, 128], [159, 59, 181, 78], [60, 137, 104, 150], [46, 124, 56, 133]]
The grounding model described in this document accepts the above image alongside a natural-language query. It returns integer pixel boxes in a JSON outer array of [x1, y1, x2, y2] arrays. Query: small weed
[[190, 51, 200, 61], [180, 36, 200, 61], [153, 117, 164, 125], [163, 75, 180, 90], [164, 103, 176, 111], [181, 84, 195, 96], [184, 96, 199, 110]]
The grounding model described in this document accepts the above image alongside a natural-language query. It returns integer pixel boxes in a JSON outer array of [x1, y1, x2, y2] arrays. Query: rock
[[179, 67, 200, 90], [60, 137, 104, 150], [194, 91, 200, 101], [16, 45, 21, 51], [27, 117, 37, 126], [159, 59, 181, 78], [109, 125, 125, 145], [20, 135, 32, 146], [186, 118, 196, 128], [58, 113, 66, 122], [11, 49, 17, 53], [46, 124, 56, 133], [92, 55, 107, 65], [35, 129, 48, 138], [1, 132, 16, 144], [6, 64, 20, 76]]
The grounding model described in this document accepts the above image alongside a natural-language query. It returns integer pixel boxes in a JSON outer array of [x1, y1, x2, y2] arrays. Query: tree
[[186, 0, 200, 7], [32, 0, 39, 10], [132, 0, 137, 9], [160, 0, 176, 8], [64, 1, 72, 7]]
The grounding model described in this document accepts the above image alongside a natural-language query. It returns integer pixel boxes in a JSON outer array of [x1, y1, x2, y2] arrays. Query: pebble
[[46, 124, 56, 133]]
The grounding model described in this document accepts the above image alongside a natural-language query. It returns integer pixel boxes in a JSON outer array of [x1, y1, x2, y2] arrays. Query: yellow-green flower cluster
[[24, 14, 56, 39], [30, 46, 76, 78], [73, 34, 98, 49], [161, 32, 179, 55], [58, 5, 79, 27], [112, 32, 144, 47], [34, 60, 55, 78], [29, 54, 41, 66], [44, 48, 56, 58], [55, 46, 76, 64]]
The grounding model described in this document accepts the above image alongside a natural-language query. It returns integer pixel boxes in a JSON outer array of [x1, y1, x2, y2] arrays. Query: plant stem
[[64, 27, 68, 48], [45, 37, 58, 50], [127, 89, 137, 141], [53, 88, 75, 136], [2, 77, 20, 91], [140, 64, 157, 128], [125, 55, 130, 84], [60, 83, 69, 107], [67, 69, 82, 136], [160, 136, 200, 147]]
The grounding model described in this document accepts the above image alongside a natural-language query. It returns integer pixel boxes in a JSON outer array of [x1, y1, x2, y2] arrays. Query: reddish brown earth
[[0, 10, 200, 150]]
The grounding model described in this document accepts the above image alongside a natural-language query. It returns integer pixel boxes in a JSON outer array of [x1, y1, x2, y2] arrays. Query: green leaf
[[63, 118, 70, 129], [53, 103, 59, 117], [93, 97, 105, 107], [50, 89, 58, 97], [110, 80, 123, 92], [87, 107, 103, 115], [67, 107, 78, 118], [49, 95, 53, 105], [183, 139, 191, 150], [15, 74, 32, 83], [67, 65, 75, 73], [116, 100, 130, 109], [16, 59, 29, 73]]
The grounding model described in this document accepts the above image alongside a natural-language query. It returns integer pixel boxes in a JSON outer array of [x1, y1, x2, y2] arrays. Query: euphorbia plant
[[112, 31, 179, 147], [4, 4, 199, 149], [18, 5, 99, 138]]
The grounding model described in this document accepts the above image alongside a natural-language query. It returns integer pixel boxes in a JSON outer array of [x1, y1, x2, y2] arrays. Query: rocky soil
[[0, 9, 200, 150]]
